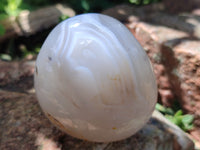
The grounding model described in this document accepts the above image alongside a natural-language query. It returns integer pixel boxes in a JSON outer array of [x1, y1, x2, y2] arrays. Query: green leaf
[[59, 15, 69, 22], [155, 103, 166, 113], [5, 0, 22, 16], [173, 116, 183, 126], [155, 103, 174, 115], [182, 114, 194, 125], [174, 110, 183, 117], [129, 0, 139, 3], [183, 123, 194, 131], [81, 0, 90, 11], [34, 47, 40, 54], [165, 108, 174, 115], [166, 114, 183, 127], [143, 0, 151, 4], [166, 112, 194, 131], [165, 115, 174, 123]]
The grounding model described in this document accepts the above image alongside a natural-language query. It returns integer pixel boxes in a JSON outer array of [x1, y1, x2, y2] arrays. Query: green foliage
[[19, 44, 40, 58], [0, 0, 7, 13], [156, 103, 194, 131], [0, 0, 22, 36], [0, 24, 6, 36], [59, 15, 70, 22], [81, 0, 90, 12], [4, 0, 22, 16], [0, 0, 22, 16], [155, 103, 174, 115]]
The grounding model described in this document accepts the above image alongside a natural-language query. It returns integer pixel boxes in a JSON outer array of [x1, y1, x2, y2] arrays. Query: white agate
[[34, 13, 157, 142]]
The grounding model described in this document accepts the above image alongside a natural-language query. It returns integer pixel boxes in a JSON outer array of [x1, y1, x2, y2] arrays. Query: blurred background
[[0, 0, 162, 60], [0, 0, 199, 59]]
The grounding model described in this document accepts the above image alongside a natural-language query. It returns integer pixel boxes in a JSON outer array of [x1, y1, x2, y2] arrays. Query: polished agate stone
[[34, 13, 157, 142]]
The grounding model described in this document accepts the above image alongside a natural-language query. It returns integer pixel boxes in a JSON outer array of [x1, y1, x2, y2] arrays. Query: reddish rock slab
[[103, 4, 200, 147]]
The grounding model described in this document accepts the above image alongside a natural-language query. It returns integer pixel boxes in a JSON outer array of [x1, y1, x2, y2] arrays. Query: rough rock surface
[[103, 4, 200, 148], [1, 3, 199, 149], [0, 61, 194, 149]]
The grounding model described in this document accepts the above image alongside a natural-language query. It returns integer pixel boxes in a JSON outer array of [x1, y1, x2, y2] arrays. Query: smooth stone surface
[[34, 13, 157, 142]]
